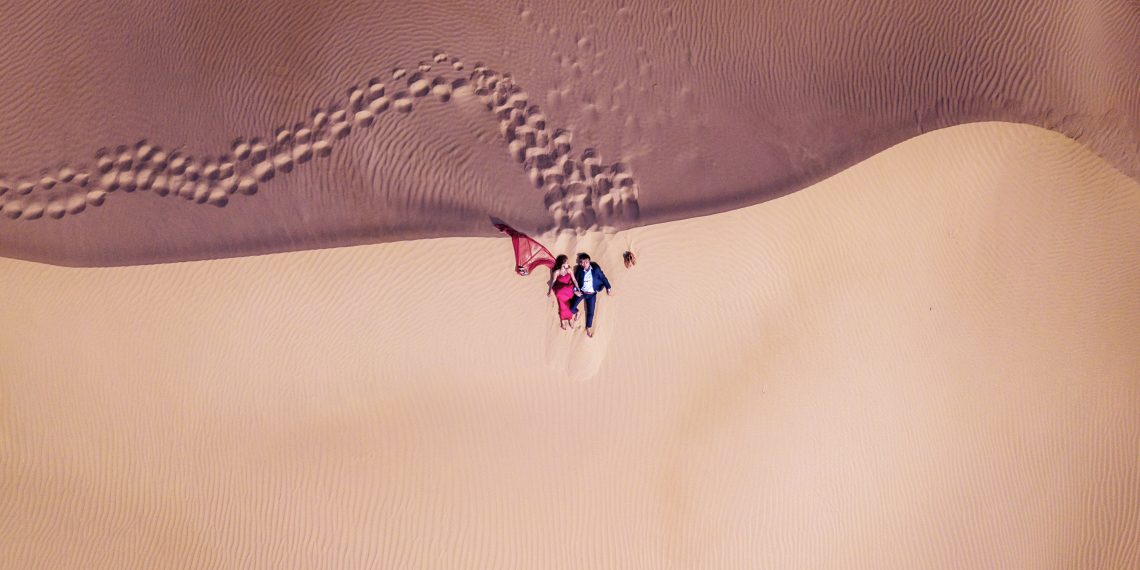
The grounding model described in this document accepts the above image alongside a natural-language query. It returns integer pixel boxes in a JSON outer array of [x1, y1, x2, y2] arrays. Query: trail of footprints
[[0, 53, 639, 231]]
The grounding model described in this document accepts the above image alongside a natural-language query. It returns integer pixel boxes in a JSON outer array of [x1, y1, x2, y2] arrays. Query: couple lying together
[[492, 220, 632, 338], [547, 252, 612, 337]]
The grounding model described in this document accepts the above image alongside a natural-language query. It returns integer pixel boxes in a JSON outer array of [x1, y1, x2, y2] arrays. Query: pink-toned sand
[[0, 0, 1136, 265], [2, 0, 1138, 567], [2, 123, 1138, 568]]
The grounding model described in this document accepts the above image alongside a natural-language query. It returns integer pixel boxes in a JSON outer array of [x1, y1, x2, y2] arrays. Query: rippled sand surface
[[2, 123, 1137, 568], [0, 0, 1136, 264]]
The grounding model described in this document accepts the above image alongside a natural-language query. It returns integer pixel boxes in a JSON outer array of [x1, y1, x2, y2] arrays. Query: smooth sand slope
[[0, 0, 1136, 265], [2, 123, 1138, 568]]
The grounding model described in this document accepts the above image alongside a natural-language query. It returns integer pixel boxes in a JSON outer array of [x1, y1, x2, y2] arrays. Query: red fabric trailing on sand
[[494, 222, 556, 276]]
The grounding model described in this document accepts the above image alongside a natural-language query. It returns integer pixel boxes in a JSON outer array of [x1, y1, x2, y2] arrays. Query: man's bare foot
[[586, 328, 594, 338]]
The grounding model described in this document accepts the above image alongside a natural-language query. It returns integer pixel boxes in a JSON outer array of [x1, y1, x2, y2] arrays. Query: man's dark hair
[[576, 253, 591, 262]]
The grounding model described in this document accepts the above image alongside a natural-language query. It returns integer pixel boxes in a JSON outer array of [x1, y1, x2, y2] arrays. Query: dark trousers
[[569, 292, 597, 328]]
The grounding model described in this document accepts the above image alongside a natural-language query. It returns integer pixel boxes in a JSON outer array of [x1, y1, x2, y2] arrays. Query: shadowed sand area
[[0, 0, 1136, 265], [1, 123, 1138, 568]]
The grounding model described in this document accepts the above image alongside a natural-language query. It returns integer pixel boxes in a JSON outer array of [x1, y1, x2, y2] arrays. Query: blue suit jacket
[[574, 262, 612, 293]]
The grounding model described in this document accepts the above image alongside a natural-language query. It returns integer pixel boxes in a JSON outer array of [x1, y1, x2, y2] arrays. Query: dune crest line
[[0, 53, 640, 231]]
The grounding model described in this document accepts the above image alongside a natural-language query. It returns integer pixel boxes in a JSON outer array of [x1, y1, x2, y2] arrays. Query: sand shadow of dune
[[0, 0, 1135, 266]]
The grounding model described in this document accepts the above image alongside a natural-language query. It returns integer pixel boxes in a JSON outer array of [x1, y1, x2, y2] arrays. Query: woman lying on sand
[[547, 254, 580, 330]]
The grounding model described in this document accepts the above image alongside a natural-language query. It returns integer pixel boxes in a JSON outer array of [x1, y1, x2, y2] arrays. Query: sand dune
[[0, 0, 1136, 265], [2, 123, 1137, 568]]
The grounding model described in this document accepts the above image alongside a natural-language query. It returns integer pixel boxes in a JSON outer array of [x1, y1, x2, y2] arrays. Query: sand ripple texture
[[0, 0, 1136, 265], [1, 123, 1138, 568], [0, 59, 640, 233]]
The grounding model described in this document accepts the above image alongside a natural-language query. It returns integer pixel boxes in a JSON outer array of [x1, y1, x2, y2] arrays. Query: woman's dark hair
[[552, 254, 568, 274], [576, 252, 591, 262]]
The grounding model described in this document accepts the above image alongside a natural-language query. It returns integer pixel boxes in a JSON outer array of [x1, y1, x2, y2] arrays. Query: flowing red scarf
[[493, 222, 555, 276]]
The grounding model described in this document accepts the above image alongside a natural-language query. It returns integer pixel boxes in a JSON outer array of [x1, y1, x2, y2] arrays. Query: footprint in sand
[[0, 54, 642, 231]]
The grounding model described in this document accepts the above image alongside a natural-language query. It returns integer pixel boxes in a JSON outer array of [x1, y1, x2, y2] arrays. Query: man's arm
[[596, 265, 613, 291]]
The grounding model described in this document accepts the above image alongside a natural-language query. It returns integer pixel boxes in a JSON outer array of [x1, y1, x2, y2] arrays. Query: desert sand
[[0, 0, 1136, 265], [2, 0, 1138, 566], [2, 122, 1138, 568]]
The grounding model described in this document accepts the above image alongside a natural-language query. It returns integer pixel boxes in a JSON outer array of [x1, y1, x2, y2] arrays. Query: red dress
[[552, 273, 576, 320]]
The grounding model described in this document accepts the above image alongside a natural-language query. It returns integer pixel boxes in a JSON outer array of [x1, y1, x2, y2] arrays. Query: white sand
[[1, 123, 1138, 568]]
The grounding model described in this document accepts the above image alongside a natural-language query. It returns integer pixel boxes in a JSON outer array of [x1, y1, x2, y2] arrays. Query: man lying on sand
[[569, 252, 612, 338]]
